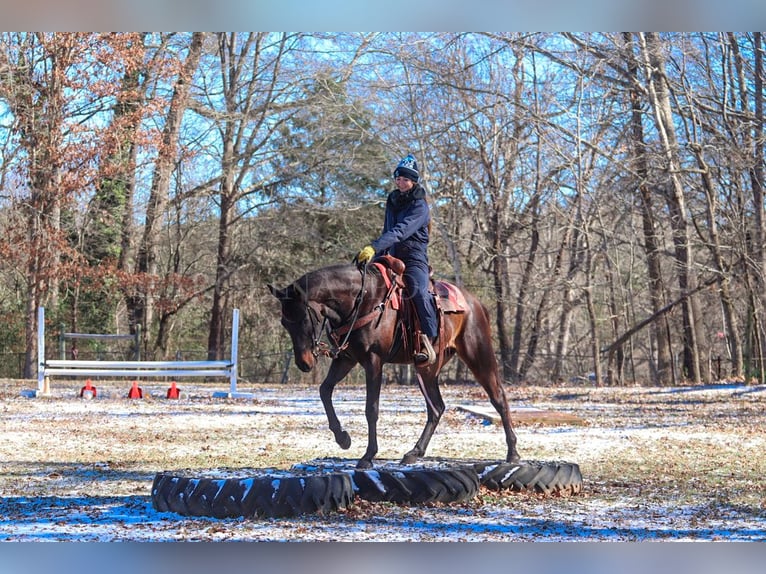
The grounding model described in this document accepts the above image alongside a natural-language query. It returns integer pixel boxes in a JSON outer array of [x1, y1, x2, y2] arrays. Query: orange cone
[[166, 382, 180, 399], [80, 379, 97, 399], [127, 381, 143, 399]]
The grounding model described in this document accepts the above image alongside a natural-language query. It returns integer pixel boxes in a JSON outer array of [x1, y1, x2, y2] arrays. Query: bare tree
[[128, 32, 204, 357], [189, 33, 383, 360], [639, 32, 705, 383], [2, 32, 765, 385], [621, 32, 675, 384]]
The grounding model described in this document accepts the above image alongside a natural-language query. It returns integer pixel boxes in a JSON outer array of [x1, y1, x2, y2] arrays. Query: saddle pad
[[434, 281, 467, 313]]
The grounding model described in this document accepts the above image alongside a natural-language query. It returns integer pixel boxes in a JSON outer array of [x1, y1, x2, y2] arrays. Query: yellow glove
[[357, 245, 375, 264]]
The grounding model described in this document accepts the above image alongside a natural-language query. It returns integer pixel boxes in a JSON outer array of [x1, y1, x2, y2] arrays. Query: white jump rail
[[36, 307, 241, 397]]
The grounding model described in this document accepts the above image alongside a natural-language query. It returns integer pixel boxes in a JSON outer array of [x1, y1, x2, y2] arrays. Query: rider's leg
[[403, 263, 437, 364]]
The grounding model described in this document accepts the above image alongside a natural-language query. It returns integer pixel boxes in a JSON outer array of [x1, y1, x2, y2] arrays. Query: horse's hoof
[[335, 431, 351, 450], [507, 453, 521, 463], [356, 458, 373, 469], [400, 452, 419, 465]]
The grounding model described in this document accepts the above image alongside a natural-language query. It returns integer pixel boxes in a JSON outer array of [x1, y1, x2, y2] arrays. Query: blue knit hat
[[393, 154, 419, 182]]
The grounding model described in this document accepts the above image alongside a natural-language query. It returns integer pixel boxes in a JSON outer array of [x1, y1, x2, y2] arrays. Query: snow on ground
[[1, 379, 765, 544]]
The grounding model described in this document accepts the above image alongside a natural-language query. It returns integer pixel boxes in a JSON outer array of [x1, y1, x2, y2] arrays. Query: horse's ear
[[267, 284, 283, 299]]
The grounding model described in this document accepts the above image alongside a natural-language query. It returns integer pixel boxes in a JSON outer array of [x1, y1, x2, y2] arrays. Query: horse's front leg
[[357, 357, 384, 469], [401, 369, 445, 464], [319, 357, 357, 450]]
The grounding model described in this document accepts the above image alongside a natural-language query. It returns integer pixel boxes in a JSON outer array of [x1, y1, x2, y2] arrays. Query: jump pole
[[35, 307, 243, 398]]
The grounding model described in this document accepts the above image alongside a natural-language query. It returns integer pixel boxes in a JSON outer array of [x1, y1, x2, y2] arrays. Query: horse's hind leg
[[481, 374, 520, 463], [319, 357, 357, 450], [457, 313, 521, 463], [401, 370, 445, 465]]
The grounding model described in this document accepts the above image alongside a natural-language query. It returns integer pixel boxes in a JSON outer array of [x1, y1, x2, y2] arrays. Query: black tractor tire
[[293, 458, 480, 505], [471, 460, 583, 495], [151, 468, 355, 519]]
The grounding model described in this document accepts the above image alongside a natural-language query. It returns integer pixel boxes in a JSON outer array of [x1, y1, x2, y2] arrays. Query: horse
[[267, 258, 520, 469]]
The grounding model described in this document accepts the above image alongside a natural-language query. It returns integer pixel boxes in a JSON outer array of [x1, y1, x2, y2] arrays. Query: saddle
[[372, 255, 468, 315], [370, 256, 465, 365]]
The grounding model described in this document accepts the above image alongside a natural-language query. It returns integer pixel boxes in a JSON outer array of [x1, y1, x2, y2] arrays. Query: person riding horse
[[357, 154, 438, 365], [268, 259, 521, 469]]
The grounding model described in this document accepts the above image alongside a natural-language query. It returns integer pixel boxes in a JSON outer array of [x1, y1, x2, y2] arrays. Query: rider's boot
[[414, 333, 437, 365]]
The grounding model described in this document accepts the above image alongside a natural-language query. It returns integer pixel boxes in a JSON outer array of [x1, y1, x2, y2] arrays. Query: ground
[[0, 377, 764, 541]]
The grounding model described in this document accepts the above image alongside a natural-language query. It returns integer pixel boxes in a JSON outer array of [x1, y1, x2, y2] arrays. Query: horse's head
[[267, 281, 320, 372]]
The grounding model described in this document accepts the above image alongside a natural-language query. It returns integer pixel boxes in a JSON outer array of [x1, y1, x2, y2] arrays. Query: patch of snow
[[1, 381, 765, 545]]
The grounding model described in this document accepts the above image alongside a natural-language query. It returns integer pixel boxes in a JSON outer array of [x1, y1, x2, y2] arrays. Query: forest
[[0, 32, 764, 386]]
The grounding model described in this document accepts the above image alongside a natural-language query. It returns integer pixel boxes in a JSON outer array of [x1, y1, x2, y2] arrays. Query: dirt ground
[[0, 377, 765, 541]]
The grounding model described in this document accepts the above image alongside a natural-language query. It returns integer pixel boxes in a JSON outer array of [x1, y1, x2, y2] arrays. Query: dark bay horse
[[268, 260, 520, 469]]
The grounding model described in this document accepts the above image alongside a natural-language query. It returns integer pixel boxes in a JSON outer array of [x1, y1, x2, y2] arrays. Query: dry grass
[[0, 378, 764, 541]]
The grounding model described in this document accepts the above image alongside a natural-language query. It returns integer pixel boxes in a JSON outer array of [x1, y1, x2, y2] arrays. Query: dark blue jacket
[[371, 185, 430, 265]]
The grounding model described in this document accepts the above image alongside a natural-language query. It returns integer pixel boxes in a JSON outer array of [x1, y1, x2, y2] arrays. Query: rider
[[357, 154, 438, 365]]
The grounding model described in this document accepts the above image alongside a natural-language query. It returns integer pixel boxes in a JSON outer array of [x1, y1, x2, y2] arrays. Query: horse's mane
[[291, 263, 363, 301], [303, 263, 359, 283]]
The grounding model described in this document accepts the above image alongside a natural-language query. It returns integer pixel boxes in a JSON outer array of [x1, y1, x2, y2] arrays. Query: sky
[[1, 0, 765, 32]]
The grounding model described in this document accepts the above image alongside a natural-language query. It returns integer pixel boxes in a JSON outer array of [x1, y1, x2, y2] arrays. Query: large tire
[[294, 458, 480, 505], [472, 460, 583, 495], [151, 468, 355, 519]]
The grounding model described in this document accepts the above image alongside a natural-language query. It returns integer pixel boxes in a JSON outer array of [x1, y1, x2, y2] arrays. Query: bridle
[[304, 302, 330, 356]]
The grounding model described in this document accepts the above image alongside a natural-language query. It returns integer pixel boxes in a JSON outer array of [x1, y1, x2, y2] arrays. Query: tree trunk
[[603, 242, 626, 385], [640, 32, 704, 384], [491, 206, 514, 382], [130, 32, 204, 358], [583, 234, 602, 385], [208, 178, 234, 360], [689, 143, 744, 379], [509, 135, 544, 383], [622, 32, 674, 385], [750, 32, 766, 381], [552, 206, 582, 383], [511, 211, 539, 382], [520, 224, 569, 381], [17, 34, 68, 377]]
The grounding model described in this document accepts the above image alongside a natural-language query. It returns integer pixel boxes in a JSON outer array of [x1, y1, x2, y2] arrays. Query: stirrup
[[414, 334, 436, 365]]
